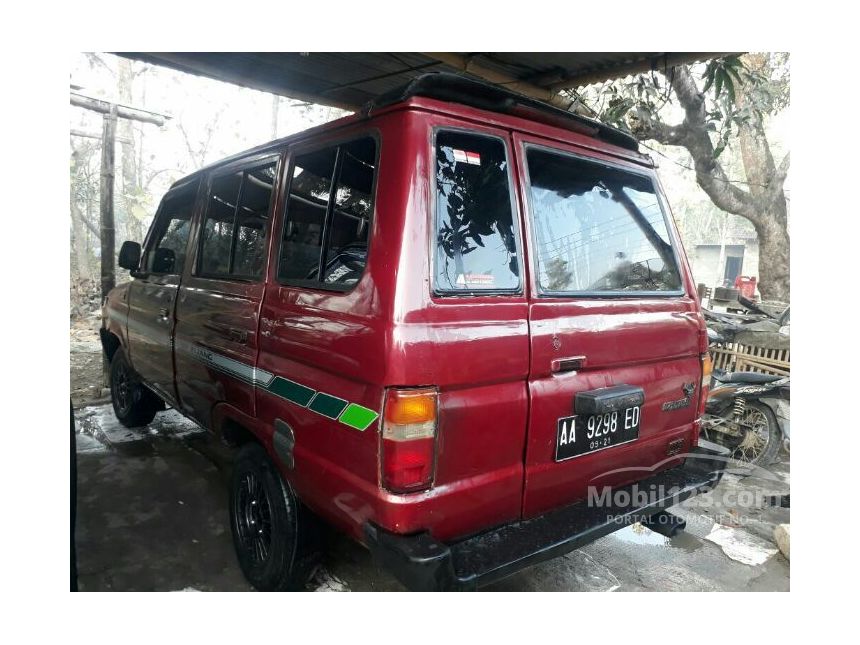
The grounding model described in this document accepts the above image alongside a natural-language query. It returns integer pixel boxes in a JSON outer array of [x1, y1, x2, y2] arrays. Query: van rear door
[[513, 134, 703, 518]]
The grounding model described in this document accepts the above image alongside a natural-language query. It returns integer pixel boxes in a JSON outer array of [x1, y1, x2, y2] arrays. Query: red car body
[[101, 74, 721, 590]]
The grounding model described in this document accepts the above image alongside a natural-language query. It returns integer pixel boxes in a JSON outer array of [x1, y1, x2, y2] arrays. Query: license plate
[[555, 406, 641, 462]]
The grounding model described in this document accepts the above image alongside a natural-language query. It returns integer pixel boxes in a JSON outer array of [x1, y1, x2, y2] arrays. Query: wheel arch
[[99, 328, 123, 363], [212, 402, 268, 449]]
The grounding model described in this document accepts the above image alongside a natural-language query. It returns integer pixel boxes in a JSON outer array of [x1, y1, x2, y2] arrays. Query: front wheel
[[109, 350, 160, 427], [229, 443, 321, 591]]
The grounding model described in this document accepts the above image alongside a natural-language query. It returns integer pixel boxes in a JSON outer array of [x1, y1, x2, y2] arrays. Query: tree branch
[[631, 117, 687, 147], [772, 151, 790, 188], [77, 210, 99, 237], [625, 66, 755, 217], [666, 66, 757, 219]]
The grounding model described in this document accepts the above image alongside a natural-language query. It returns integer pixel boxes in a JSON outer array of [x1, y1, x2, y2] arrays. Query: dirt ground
[[70, 315, 108, 408], [71, 324, 790, 592]]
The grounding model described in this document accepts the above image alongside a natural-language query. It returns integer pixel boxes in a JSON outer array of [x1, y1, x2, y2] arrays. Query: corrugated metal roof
[[119, 52, 729, 110]]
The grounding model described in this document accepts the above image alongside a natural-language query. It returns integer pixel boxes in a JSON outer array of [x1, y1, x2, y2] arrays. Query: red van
[[101, 73, 722, 591]]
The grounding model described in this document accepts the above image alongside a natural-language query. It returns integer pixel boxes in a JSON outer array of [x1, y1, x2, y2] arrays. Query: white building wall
[[689, 241, 760, 290]]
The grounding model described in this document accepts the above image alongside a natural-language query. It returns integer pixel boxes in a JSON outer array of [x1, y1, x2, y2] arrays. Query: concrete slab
[[73, 403, 790, 592]]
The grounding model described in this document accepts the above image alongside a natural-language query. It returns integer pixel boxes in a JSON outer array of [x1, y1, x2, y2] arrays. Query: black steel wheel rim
[[234, 471, 273, 565], [114, 360, 131, 414]]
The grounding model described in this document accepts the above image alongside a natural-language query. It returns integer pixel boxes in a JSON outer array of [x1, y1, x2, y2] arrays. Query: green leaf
[[702, 62, 716, 93], [723, 73, 736, 104], [726, 65, 744, 85], [714, 69, 724, 99]]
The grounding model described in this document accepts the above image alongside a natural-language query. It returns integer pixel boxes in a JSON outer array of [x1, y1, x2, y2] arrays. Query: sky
[[70, 53, 349, 212]]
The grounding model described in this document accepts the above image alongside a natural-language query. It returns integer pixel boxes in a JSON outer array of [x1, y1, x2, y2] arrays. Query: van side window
[[279, 137, 377, 289], [526, 148, 682, 294], [146, 180, 199, 275], [198, 160, 277, 280], [279, 147, 337, 283], [233, 164, 277, 277], [434, 131, 520, 293], [199, 172, 242, 276]]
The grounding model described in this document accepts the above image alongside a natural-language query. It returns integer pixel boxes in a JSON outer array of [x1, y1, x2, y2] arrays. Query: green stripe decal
[[269, 378, 315, 406], [338, 404, 379, 431], [175, 340, 379, 431], [308, 393, 349, 419]]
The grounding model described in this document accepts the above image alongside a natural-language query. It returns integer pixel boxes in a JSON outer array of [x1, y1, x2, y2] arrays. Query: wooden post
[[99, 106, 118, 299], [71, 92, 168, 300]]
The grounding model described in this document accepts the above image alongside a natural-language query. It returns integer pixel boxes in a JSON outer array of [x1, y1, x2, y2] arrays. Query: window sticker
[[455, 273, 496, 287], [452, 149, 481, 165]]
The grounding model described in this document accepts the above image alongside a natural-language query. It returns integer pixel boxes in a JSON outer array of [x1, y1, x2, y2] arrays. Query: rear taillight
[[699, 352, 713, 417], [381, 387, 438, 493]]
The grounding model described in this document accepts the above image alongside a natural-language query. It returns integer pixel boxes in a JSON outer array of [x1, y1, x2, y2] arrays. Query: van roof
[[170, 72, 642, 192], [367, 73, 639, 152]]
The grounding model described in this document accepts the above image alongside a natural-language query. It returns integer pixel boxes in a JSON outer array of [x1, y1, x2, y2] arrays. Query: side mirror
[[118, 241, 142, 271]]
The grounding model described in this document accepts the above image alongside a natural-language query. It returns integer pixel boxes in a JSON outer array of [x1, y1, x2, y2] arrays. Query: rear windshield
[[434, 131, 520, 293], [526, 148, 682, 295]]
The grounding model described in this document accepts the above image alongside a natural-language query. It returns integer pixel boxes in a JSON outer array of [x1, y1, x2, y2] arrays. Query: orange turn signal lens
[[384, 388, 437, 426], [699, 353, 713, 418], [701, 352, 713, 386]]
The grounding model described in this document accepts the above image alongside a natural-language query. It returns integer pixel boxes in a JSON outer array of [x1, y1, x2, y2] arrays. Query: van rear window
[[526, 148, 682, 294], [434, 131, 520, 293]]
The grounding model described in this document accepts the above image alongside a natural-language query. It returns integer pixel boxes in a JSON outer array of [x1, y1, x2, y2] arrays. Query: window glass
[[279, 138, 377, 288], [322, 138, 375, 285], [434, 131, 519, 292], [199, 171, 242, 276], [146, 181, 198, 274], [279, 147, 337, 283], [232, 162, 276, 277], [526, 149, 682, 293]]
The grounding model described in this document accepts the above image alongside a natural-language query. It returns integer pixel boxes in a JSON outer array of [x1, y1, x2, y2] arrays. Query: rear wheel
[[109, 350, 160, 427], [229, 443, 321, 591], [733, 401, 781, 466]]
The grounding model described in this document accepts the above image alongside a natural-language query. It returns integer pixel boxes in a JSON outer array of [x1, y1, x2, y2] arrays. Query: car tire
[[230, 443, 321, 591], [109, 349, 160, 428]]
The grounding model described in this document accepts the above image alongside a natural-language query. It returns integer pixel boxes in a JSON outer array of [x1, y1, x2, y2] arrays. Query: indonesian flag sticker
[[452, 149, 481, 165]]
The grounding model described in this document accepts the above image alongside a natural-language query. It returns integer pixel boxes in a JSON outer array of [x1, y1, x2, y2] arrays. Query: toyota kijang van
[[101, 73, 723, 591]]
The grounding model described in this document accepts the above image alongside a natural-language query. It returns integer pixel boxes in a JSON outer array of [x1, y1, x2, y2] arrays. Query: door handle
[[158, 307, 170, 320], [552, 356, 587, 373]]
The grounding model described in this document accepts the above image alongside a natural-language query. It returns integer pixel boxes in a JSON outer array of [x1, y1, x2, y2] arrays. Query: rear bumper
[[364, 444, 725, 591]]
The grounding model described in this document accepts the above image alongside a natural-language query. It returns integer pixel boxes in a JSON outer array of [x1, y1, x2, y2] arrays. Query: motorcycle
[[702, 370, 790, 465], [701, 325, 790, 466]]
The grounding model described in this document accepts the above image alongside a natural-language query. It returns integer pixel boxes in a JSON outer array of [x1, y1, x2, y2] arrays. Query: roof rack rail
[[364, 72, 639, 153]]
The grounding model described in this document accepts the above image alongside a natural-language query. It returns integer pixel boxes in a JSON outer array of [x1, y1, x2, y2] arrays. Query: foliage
[[586, 53, 789, 161], [576, 53, 791, 301]]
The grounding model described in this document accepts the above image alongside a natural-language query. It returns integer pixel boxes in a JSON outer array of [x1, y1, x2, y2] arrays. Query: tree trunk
[[117, 59, 144, 243], [752, 214, 790, 303], [70, 179, 92, 282], [271, 94, 280, 140], [99, 109, 117, 299]]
